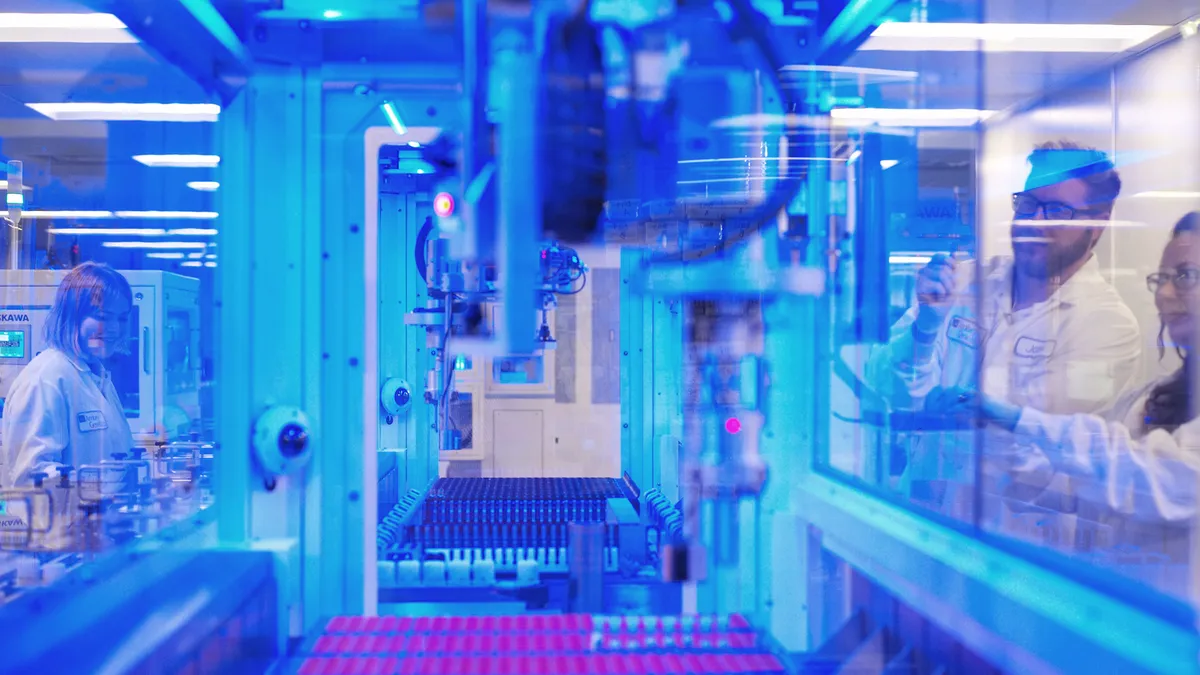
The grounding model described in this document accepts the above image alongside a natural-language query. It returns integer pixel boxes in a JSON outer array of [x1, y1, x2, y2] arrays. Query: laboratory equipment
[[0, 270, 202, 447], [0, 1, 1196, 674]]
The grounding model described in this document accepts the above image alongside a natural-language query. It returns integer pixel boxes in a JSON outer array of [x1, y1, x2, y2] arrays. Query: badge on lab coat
[[1014, 336, 1057, 359], [946, 315, 981, 349], [77, 411, 108, 432]]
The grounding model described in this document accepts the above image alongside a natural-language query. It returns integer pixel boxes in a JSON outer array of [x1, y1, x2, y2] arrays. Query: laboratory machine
[[1, 0, 1199, 674]]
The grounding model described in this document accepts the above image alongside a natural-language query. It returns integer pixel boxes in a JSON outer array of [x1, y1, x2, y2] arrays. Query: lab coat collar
[[61, 349, 107, 380]]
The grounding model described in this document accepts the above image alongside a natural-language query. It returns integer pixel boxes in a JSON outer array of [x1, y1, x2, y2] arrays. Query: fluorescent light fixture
[[863, 22, 1168, 53], [831, 108, 994, 127], [323, 9, 343, 19], [206, 254, 217, 260], [166, 229, 218, 236], [880, 160, 900, 170], [115, 211, 218, 220], [407, 141, 421, 148], [27, 103, 220, 122], [187, 181, 219, 192], [148, 252, 185, 260], [890, 254, 933, 264], [206, 261, 216, 268], [1132, 191, 1200, 199], [22, 210, 115, 219], [102, 241, 209, 250], [188, 252, 205, 259], [7, 193, 23, 206], [48, 228, 167, 236], [0, 181, 31, 191], [181, 261, 202, 268], [0, 12, 136, 44], [133, 155, 220, 168], [381, 101, 407, 135]]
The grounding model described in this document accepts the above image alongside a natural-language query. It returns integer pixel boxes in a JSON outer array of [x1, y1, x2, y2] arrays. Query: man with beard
[[867, 141, 1142, 517]]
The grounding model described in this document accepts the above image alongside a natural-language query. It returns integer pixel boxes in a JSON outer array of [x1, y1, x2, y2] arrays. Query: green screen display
[[0, 331, 25, 359]]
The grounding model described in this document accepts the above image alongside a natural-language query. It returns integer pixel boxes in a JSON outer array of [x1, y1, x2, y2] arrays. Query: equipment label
[[77, 411, 108, 432]]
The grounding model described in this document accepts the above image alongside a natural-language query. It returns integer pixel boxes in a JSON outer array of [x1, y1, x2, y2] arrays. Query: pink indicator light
[[434, 192, 455, 217], [724, 417, 741, 434]]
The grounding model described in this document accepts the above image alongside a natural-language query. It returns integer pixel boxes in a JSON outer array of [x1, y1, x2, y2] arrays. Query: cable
[[415, 216, 434, 283]]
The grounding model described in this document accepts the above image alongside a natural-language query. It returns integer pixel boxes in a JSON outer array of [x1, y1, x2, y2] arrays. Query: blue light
[[381, 101, 407, 135]]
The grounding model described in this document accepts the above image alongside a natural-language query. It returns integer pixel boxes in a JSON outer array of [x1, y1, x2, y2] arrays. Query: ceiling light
[[22, 210, 115, 219], [133, 154, 220, 168], [323, 10, 343, 19], [1132, 191, 1200, 199], [27, 103, 219, 122], [831, 108, 994, 127], [880, 160, 900, 170], [166, 229, 218, 236], [188, 252, 206, 259], [0, 181, 31, 191], [181, 261, 202, 267], [148, 252, 186, 259], [187, 181, 219, 192], [115, 211, 218, 220], [863, 22, 1168, 53], [102, 242, 209, 250], [48, 228, 167, 236], [0, 12, 136, 44]]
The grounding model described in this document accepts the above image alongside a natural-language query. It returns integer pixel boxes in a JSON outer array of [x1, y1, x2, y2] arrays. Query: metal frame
[[87, 0, 251, 104]]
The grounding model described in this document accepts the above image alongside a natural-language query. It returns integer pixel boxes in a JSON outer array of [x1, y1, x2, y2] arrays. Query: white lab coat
[[1005, 380, 1199, 584], [1013, 380, 1200, 524], [0, 348, 134, 545], [867, 255, 1143, 511]]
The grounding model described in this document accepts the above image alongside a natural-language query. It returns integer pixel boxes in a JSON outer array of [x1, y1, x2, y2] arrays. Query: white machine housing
[[0, 270, 202, 448]]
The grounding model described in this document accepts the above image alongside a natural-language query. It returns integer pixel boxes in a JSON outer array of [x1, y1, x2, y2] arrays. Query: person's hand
[[915, 254, 958, 332], [925, 386, 981, 417]]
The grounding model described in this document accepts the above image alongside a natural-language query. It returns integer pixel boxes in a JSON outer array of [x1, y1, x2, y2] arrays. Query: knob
[[278, 423, 309, 458], [30, 472, 47, 488], [131, 448, 145, 460], [112, 452, 128, 461], [58, 466, 73, 488]]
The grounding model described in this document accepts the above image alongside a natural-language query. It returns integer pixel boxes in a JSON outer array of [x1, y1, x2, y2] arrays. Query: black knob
[[112, 452, 128, 461], [131, 448, 145, 460], [394, 388, 411, 408], [30, 472, 47, 488], [58, 466, 73, 488], [278, 423, 308, 458]]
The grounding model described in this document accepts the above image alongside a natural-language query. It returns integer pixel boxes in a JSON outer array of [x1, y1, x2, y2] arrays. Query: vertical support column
[[495, 45, 539, 356], [215, 65, 328, 636]]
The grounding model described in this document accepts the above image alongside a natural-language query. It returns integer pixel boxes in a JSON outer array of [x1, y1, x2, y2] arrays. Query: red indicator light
[[434, 192, 455, 217], [724, 417, 741, 434]]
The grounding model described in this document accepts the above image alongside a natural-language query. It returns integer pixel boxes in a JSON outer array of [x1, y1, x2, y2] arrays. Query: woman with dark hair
[[932, 212, 1200, 522]]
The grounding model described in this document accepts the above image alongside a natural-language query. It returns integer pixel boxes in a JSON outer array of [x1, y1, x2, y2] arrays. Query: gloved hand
[[925, 387, 1022, 432], [914, 254, 959, 334]]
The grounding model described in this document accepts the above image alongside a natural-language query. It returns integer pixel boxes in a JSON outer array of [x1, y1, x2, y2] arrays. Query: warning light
[[724, 417, 742, 434], [434, 193, 455, 217]]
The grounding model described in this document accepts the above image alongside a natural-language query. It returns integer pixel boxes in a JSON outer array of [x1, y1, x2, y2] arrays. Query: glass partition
[[0, 3, 217, 567], [819, 0, 1200, 606]]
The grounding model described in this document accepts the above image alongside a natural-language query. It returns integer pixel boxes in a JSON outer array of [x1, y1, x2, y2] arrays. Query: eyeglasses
[[1012, 192, 1101, 221], [1147, 268, 1200, 292]]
